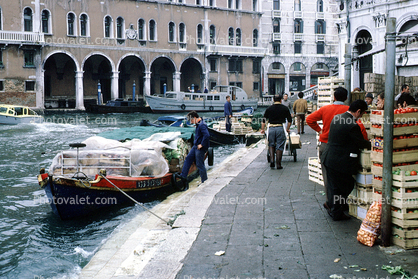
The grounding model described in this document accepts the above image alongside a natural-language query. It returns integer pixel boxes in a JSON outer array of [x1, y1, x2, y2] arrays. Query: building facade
[[260, 0, 340, 96], [336, 0, 418, 90], [0, 0, 264, 109]]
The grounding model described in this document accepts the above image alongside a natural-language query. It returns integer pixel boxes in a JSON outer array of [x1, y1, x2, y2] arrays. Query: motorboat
[[0, 104, 42, 125]]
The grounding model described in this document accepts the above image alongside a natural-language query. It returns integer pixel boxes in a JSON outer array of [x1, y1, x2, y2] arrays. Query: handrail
[[0, 30, 45, 43]]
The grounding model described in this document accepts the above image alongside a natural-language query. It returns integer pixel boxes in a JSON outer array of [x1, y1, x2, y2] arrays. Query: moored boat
[[0, 104, 43, 125], [38, 130, 211, 219], [86, 99, 152, 113], [145, 85, 258, 113]]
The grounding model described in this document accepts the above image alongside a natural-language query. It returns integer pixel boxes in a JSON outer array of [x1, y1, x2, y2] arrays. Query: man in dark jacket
[[180, 111, 210, 183], [224, 95, 233, 132], [321, 100, 371, 221]]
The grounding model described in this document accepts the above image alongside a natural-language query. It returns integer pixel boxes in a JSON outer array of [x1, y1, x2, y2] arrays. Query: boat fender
[[240, 104, 245, 110], [181, 104, 186, 110], [171, 173, 189, 191], [207, 147, 214, 166], [209, 106, 214, 112]]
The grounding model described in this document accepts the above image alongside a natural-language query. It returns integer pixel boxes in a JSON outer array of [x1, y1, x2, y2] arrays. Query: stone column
[[285, 72, 290, 95], [144, 71, 151, 96], [111, 71, 119, 100], [173, 71, 181, 92], [305, 70, 311, 90], [352, 46, 360, 90], [35, 50, 44, 109], [75, 71, 85, 110]]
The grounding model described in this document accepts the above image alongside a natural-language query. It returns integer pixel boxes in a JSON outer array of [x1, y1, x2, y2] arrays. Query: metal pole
[[133, 80, 136, 101], [163, 83, 167, 96], [344, 43, 352, 103], [191, 83, 194, 93], [381, 17, 396, 247], [97, 82, 102, 105]]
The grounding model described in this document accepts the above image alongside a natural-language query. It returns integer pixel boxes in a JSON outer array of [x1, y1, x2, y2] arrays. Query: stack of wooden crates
[[364, 73, 418, 98], [317, 77, 345, 108], [370, 109, 418, 249]]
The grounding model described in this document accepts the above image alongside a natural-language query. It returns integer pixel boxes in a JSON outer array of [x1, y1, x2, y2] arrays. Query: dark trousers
[[296, 114, 305, 134], [181, 146, 207, 182], [225, 117, 232, 132], [324, 166, 355, 220], [318, 142, 330, 207]]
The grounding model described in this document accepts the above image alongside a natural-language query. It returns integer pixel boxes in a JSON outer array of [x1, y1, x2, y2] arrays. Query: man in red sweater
[[306, 87, 350, 213]]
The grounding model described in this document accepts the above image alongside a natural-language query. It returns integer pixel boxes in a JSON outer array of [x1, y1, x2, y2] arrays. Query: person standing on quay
[[321, 100, 371, 221], [224, 95, 233, 132], [281, 93, 293, 114], [180, 111, 210, 183], [292, 92, 308, 134], [261, 95, 292, 169]]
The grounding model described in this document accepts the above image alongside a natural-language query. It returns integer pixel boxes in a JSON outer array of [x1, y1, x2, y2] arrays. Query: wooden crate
[[392, 172, 418, 188], [360, 150, 371, 169], [371, 150, 418, 164], [393, 226, 418, 238], [370, 110, 418, 124], [371, 163, 418, 177], [370, 125, 418, 137], [357, 184, 373, 202], [392, 216, 418, 227], [364, 73, 384, 83], [392, 236, 418, 249], [372, 177, 382, 189], [372, 137, 418, 149]]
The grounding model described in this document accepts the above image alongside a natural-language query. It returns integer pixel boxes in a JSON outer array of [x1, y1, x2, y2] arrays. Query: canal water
[[0, 111, 246, 278]]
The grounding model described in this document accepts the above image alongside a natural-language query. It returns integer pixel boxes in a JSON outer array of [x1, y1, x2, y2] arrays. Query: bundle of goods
[[357, 201, 382, 247]]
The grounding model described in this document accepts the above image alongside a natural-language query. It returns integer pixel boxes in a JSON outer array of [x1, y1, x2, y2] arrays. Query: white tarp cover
[[49, 135, 182, 178]]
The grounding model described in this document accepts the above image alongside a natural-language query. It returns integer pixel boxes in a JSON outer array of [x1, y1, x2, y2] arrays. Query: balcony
[[316, 12, 325, 20], [272, 10, 281, 18], [294, 11, 303, 18], [0, 31, 44, 44], [294, 34, 303, 41], [207, 45, 266, 57], [316, 34, 325, 42], [273, 33, 281, 41]]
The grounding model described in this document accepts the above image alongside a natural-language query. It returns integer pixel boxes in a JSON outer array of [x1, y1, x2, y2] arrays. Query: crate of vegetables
[[392, 225, 418, 239], [371, 148, 418, 164], [370, 108, 418, 124], [370, 123, 418, 137], [392, 206, 418, 227], [392, 235, 418, 249], [371, 162, 418, 177], [372, 135, 418, 149]]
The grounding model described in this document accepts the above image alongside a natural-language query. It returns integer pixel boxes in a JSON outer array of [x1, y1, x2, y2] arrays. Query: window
[[138, 19, 145, 40], [197, 24, 203, 44], [117, 17, 124, 39], [24, 51, 35, 67], [210, 0, 215, 7], [228, 0, 233, 8], [0, 80, 3, 91], [210, 83, 217, 90], [236, 28, 241, 46], [25, 81, 35, 91], [196, 0, 201, 5], [169, 22, 175, 42], [294, 19, 303, 33], [294, 0, 301, 11], [229, 59, 243, 72], [68, 13, 75, 35], [207, 95, 213, 101], [273, 0, 280, 10], [294, 41, 302, 53], [253, 82, 259, 91], [253, 0, 257, 11], [273, 43, 280, 54], [80, 14, 88, 36], [317, 42, 324, 54], [214, 95, 220, 100], [210, 25, 215, 44], [317, 0, 323, 12], [273, 19, 280, 33], [228, 28, 234, 45], [0, 8, 2, 30], [42, 10, 50, 33], [235, 0, 240, 9], [253, 29, 258, 47], [315, 20, 326, 34], [24, 7, 33, 32], [179, 23, 185, 43], [294, 62, 302, 71], [149, 20, 156, 41], [105, 16, 112, 38], [253, 60, 260, 73], [209, 59, 217, 72], [0, 50, 3, 66]]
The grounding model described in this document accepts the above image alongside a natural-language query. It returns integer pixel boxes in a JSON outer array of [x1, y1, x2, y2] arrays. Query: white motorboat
[[0, 104, 42, 125], [145, 85, 258, 113]]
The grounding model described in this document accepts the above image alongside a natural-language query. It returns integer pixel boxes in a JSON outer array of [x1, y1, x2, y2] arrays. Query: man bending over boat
[[180, 111, 210, 183]]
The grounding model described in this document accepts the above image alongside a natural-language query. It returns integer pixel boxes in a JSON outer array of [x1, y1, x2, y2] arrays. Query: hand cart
[[266, 125, 301, 163]]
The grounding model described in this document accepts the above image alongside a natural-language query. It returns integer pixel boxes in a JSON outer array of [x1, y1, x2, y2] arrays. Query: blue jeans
[[181, 146, 207, 182]]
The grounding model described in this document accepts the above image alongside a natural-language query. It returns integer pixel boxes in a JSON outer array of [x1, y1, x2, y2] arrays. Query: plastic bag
[[357, 201, 382, 247]]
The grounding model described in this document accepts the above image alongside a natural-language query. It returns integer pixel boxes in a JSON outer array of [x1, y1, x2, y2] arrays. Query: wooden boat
[[86, 99, 152, 113], [207, 126, 247, 146], [38, 130, 211, 220], [0, 104, 42, 125], [139, 115, 187, 127], [145, 85, 258, 113]]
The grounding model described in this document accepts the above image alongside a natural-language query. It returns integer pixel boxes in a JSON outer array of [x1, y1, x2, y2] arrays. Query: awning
[[355, 41, 406, 60]]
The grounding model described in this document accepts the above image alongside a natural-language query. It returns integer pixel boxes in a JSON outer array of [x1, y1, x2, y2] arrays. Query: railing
[[0, 31, 45, 43], [272, 10, 281, 18], [273, 33, 281, 41], [207, 44, 266, 56], [294, 11, 303, 18], [316, 12, 325, 20], [316, 34, 325, 42], [302, 85, 318, 100], [294, 34, 303, 41]]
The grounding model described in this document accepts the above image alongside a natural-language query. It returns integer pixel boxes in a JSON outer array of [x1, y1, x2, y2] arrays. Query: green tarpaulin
[[98, 126, 195, 142]]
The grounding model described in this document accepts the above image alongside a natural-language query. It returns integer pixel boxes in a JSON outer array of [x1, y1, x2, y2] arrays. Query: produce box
[[371, 149, 418, 164], [360, 150, 371, 169], [393, 225, 418, 238], [356, 171, 372, 185], [370, 124, 418, 137], [392, 236, 418, 249], [370, 109, 418, 124], [371, 163, 418, 177], [372, 136, 418, 149], [357, 183, 373, 202]]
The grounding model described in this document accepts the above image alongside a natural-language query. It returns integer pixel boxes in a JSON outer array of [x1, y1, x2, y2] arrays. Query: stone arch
[[82, 53, 114, 103], [310, 62, 329, 86], [289, 62, 306, 93], [179, 57, 204, 92], [267, 62, 286, 95], [117, 54, 147, 99], [354, 29, 373, 89], [150, 56, 177, 95]]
